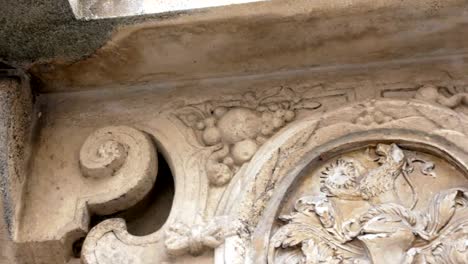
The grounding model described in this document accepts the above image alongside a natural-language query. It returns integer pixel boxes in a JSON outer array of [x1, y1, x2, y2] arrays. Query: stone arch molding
[[80, 99, 468, 264], [216, 99, 468, 264]]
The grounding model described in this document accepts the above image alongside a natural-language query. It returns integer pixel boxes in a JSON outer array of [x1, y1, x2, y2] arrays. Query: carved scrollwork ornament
[[78, 125, 158, 215], [79, 126, 156, 179], [414, 84, 468, 109], [80, 137, 128, 178], [76, 99, 468, 264]]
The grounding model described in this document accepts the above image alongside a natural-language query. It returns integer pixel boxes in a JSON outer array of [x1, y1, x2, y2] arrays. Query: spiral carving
[[78, 126, 158, 216], [79, 126, 157, 179]]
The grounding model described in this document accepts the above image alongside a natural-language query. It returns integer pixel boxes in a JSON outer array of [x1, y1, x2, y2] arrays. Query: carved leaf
[[274, 249, 304, 264], [424, 189, 461, 238], [272, 222, 319, 248], [291, 99, 322, 110], [302, 239, 342, 264], [279, 211, 321, 227], [294, 196, 338, 229], [359, 203, 418, 226], [257, 86, 283, 102], [272, 218, 363, 259], [175, 106, 206, 127]]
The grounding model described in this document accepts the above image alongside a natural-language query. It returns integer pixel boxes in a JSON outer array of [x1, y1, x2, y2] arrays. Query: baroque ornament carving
[[173, 87, 321, 186], [320, 144, 434, 207], [75, 100, 468, 264], [270, 144, 468, 264], [415, 84, 468, 109], [165, 216, 240, 256], [271, 188, 468, 264], [217, 100, 468, 264], [78, 125, 158, 214]]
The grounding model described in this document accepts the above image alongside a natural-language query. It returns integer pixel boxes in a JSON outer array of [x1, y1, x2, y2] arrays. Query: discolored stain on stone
[[23, 0, 468, 92]]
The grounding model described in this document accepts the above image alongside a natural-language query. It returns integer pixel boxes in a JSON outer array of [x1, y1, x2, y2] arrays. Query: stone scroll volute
[[77, 126, 158, 215]]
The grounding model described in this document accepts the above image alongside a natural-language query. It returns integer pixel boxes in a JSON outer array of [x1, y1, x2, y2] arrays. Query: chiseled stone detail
[[165, 216, 239, 256], [80, 126, 137, 178], [270, 143, 453, 264], [415, 84, 468, 109], [217, 99, 468, 264], [11, 82, 468, 263], [73, 98, 468, 264], [320, 144, 434, 206], [174, 87, 321, 186], [78, 125, 158, 215], [272, 187, 468, 264]]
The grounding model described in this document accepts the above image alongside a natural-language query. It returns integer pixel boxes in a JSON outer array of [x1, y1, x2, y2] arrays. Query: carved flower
[[320, 159, 363, 197], [355, 102, 393, 125]]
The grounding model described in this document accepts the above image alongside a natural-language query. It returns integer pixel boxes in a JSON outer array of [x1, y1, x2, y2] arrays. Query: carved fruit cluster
[[197, 105, 296, 186], [198, 106, 295, 154], [174, 87, 321, 186]]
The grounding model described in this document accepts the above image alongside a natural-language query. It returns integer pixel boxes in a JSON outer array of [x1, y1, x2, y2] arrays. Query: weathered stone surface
[[271, 144, 465, 264], [2, 1, 468, 263], [0, 75, 33, 264], [32, 0, 468, 92], [16, 60, 468, 263], [2, 0, 468, 92]]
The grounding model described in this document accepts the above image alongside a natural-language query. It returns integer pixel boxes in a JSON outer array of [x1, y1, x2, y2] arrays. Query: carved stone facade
[[2, 1, 468, 264], [1, 73, 466, 264]]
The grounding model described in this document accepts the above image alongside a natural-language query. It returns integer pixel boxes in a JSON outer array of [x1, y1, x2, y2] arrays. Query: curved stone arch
[[140, 117, 211, 234], [216, 99, 468, 264]]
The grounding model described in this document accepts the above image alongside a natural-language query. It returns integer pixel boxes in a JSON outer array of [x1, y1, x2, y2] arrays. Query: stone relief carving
[[78, 125, 158, 215], [272, 188, 468, 264], [213, 99, 468, 264], [165, 216, 240, 256], [353, 101, 395, 126], [173, 87, 322, 186], [415, 84, 468, 109], [269, 144, 468, 264], [320, 144, 434, 208], [80, 127, 130, 178], [64, 98, 468, 264]]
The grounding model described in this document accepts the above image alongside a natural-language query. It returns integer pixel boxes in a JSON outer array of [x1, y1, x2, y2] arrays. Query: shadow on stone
[[89, 151, 174, 236]]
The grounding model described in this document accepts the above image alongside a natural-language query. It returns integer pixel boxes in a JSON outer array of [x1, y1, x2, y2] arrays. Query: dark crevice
[[72, 237, 85, 258], [89, 151, 175, 236]]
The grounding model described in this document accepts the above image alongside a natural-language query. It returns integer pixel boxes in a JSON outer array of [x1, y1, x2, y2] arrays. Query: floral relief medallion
[[270, 143, 468, 264]]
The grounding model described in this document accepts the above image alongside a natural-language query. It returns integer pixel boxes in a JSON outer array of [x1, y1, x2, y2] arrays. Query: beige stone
[[2, 1, 468, 263]]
